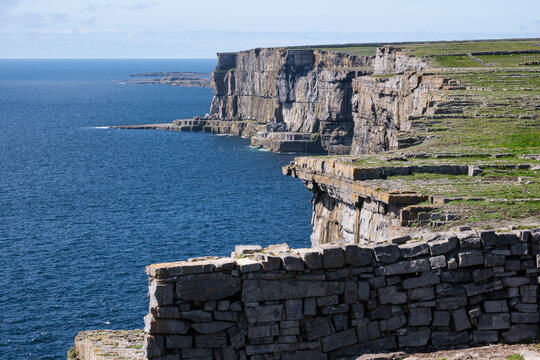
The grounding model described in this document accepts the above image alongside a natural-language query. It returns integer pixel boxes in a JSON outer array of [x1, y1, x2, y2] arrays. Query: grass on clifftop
[[400, 39, 540, 56]]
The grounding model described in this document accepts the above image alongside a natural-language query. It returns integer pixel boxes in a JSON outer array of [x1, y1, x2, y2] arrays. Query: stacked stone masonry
[[144, 228, 540, 360]]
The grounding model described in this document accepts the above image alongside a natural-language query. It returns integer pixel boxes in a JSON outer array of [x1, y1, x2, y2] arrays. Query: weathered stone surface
[[477, 313, 510, 330], [321, 328, 358, 352], [236, 258, 262, 273], [304, 317, 334, 341], [432, 311, 451, 327], [191, 321, 235, 334], [299, 249, 323, 269], [472, 268, 494, 283], [151, 306, 180, 319], [473, 330, 498, 343], [378, 259, 430, 275], [429, 255, 446, 269], [458, 251, 484, 267], [431, 331, 469, 346], [179, 310, 211, 322], [147, 261, 214, 278], [399, 242, 429, 259], [408, 286, 435, 301], [484, 300, 508, 313], [372, 244, 400, 264], [428, 236, 458, 256], [452, 309, 472, 331], [511, 312, 539, 324], [194, 333, 227, 348], [182, 348, 213, 358], [285, 299, 303, 320], [344, 245, 373, 267], [245, 304, 283, 324], [379, 314, 406, 332], [398, 327, 430, 347], [144, 315, 190, 335], [321, 245, 345, 268], [165, 335, 192, 349], [177, 273, 241, 301], [242, 280, 344, 301], [280, 252, 305, 271], [235, 245, 262, 257], [502, 324, 538, 343], [402, 272, 440, 290], [149, 281, 174, 307], [248, 324, 279, 339], [408, 307, 431, 326], [378, 286, 407, 305]]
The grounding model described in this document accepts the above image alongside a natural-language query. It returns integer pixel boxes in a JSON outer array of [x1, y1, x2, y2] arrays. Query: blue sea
[[0, 59, 312, 360]]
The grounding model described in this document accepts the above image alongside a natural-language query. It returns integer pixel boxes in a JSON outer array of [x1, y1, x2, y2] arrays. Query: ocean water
[[0, 60, 313, 360]]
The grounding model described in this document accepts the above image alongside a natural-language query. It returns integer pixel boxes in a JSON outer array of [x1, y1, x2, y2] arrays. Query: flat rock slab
[[71, 329, 144, 360]]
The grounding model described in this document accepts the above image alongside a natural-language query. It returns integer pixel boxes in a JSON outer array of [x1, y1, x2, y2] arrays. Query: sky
[[0, 0, 539, 58]]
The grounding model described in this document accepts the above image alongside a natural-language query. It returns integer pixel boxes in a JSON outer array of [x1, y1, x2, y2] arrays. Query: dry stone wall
[[143, 228, 540, 360]]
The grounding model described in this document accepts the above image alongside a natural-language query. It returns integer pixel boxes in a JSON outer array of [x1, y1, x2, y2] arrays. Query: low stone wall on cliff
[[143, 228, 540, 360]]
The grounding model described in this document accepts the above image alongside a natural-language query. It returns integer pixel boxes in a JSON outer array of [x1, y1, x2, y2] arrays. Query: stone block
[[299, 249, 323, 269], [497, 233, 519, 245], [242, 280, 344, 302], [408, 307, 431, 326], [431, 331, 468, 346], [282, 351, 327, 360], [452, 309, 472, 331], [520, 285, 537, 304], [485, 254, 505, 267], [408, 286, 434, 301], [428, 236, 458, 256], [180, 310, 212, 322], [357, 281, 370, 302], [245, 304, 283, 324], [477, 313, 510, 330], [432, 311, 451, 327], [248, 324, 279, 339], [152, 306, 180, 319], [484, 300, 508, 313], [192, 321, 235, 334], [344, 245, 373, 267], [285, 299, 303, 320], [503, 277, 531, 287], [429, 255, 446, 269], [511, 243, 528, 255], [304, 297, 316, 316], [149, 281, 174, 307], [472, 268, 494, 283], [245, 344, 295, 356], [321, 328, 358, 352], [479, 230, 497, 248], [303, 317, 333, 341], [459, 233, 481, 248], [165, 335, 192, 349], [260, 254, 281, 271], [464, 280, 503, 296], [332, 313, 349, 331], [195, 334, 227, 348], [235, 245, 262, 257], [321, 245, 345, 268], [214, 258, 236, 272], [351, 303, 364, 319], [372, 244, 400, 264], [177, 273, 241, 301], [378, 259, 430, 276], [458, 251, 484, 267], [436, 283, 465, 296], [344, 281, 358, 304], [511, 312, 539, 323], [378, 286, 407, 305], [398, 327, 430, 347], [217, 300, 230, 311], [402, 271, 440, 290], [214, 311, 239, 322], [515, 304, 537, 312], [379, 315, 406, 332], [368, 276, 386, 289], [436, 296, 467, 310], [147, 261, 214, 279], [280, 252, 305, 271], [320, 304, 349, 315], [145, 314, 190, 335], [182, 348, 213, 359], [144, 334, 164, 358], [502, 324, 538, 343], [441, 269, 472, 283], [236, 258, 262, 273], [473, 330, 498, 343], [399, 242, 429, 258], [317, 295, 339, 306]]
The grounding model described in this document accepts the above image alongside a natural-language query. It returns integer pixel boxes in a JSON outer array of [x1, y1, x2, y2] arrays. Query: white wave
[[91, 126, 110, 129]]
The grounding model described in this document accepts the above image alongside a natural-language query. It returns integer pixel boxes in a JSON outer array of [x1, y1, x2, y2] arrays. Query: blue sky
[[0, 0, 539, 58]]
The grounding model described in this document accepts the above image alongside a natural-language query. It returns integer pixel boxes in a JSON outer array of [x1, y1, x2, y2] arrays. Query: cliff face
[[208, 47, 444, 155], [209, 48, 372, 154]]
